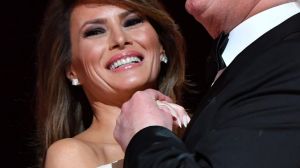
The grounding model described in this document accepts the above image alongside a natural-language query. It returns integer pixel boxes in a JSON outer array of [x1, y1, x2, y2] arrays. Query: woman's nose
[[109, 28, 132, 50]]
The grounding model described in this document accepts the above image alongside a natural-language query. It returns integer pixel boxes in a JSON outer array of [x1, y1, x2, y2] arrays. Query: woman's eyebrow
[[81, 10, 135, 29]]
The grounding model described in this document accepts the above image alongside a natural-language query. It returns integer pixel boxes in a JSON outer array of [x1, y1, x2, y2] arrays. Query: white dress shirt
[[222, 1, 300, 67]]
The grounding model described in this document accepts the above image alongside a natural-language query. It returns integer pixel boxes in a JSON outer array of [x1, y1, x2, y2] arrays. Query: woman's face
[[68, 4, 163, 102]]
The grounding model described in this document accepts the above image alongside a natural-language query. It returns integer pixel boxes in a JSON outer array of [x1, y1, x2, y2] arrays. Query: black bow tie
[[215, 32, 229, 70], [205, 32, 229, 85]]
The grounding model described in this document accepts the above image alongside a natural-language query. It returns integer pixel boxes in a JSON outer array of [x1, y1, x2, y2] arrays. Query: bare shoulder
[[45, 138, 99, 168]]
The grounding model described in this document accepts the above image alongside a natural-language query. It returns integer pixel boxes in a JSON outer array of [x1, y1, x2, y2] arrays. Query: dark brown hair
[[36, 0, 185, 166]]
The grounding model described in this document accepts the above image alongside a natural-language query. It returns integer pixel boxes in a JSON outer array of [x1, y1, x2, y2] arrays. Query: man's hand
[[114, 89, 190, 151]]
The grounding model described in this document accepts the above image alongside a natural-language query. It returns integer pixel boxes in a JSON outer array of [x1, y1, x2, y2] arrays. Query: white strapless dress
[[97, 159, 123, 168]]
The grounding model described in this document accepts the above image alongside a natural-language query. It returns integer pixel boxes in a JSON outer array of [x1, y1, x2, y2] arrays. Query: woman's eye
[[84, 27, 106, 37], [124, 17, 143, 27]]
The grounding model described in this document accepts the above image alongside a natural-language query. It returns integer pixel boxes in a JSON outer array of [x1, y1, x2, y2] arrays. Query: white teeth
[[109, 56, 142, 70]]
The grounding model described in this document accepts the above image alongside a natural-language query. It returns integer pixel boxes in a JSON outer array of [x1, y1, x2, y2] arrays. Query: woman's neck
[[86, 102, 121, 144], [73, 101, 124, 165]]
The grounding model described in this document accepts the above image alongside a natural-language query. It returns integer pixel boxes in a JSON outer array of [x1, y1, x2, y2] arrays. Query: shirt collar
[[222, 1, 300, 66]]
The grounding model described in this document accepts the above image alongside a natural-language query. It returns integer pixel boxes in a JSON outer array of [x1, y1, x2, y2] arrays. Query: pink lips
[[106, 50, 144, 72]]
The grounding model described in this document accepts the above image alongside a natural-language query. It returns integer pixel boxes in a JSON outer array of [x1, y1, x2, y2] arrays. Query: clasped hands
[[114, 89, 190, 151]]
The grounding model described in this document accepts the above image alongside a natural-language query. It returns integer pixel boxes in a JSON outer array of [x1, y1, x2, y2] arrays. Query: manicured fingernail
[[183, 115, 190, 127], [177, 120, 182, 128]]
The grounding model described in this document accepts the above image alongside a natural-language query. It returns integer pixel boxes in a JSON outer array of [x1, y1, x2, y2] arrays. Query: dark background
[[2, 0, 212, 167]]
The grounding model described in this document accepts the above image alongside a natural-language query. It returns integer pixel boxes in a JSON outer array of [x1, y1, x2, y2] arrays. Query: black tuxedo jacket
[[124, 13, 300, 168]]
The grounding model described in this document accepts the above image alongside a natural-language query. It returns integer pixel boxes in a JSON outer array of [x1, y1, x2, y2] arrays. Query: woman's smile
[[106, 50, 144, 72]]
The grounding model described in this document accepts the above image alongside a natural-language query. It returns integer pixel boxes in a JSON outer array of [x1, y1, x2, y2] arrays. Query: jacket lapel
[[183, 13, 300, 142]]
